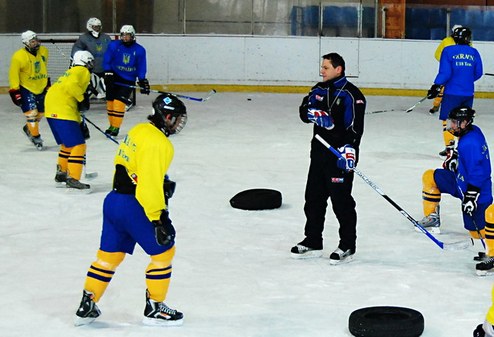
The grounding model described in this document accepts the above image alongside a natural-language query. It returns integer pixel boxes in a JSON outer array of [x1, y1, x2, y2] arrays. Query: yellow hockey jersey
[[45, 66, 91, 123], [114, 123, 174, 222], [9, 46, 49, 94], [434, 36, 473, 61]]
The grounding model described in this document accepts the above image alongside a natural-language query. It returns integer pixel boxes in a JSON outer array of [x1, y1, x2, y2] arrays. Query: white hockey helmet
[[72, 50, 95, 70], [120, 25, 135, 37], [21, 30, 40, 52], [21, 30, 38, 44], [87, 17, 102, 37]]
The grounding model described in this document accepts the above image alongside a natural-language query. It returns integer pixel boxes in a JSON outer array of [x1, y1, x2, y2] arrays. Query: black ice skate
[[290, 244, 323, 259], [66, 177, 91, 191], [74, 290, 101, 326], [142, 291, 183, 326], [54, 165, 67, 184], [476, 256, 494, 276], [105, 126, 119, 137], [22, 125, 43, 151], [329, 247, 355, 265]]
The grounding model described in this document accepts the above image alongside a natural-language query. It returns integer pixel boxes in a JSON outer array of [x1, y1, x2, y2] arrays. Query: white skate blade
[[74, 315, 97, 326], [476, 269, 493, 277], [329, 255, 355, 265], [65, 186, 92, 194], [290, 250, 323, 259], [142, 317, 183, 327]]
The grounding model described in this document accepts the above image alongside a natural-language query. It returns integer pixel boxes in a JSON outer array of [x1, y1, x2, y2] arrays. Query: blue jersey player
[[418, 106, 494, 274]]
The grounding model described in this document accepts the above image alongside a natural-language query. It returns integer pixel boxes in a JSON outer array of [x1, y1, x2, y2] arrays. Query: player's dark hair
[[322, 52, 346, 73]]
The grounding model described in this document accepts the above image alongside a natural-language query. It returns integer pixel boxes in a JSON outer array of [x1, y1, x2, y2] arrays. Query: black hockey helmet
[[149, 94, 187, 136], [447, 106, 475, 136], [453, 26, 472, 45]]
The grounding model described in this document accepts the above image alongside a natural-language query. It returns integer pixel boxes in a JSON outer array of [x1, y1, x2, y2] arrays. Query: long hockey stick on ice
[[84, 116, 119, 145], [115, 82, 216, 102], [366, 108, 397, 114], [405, 96, 428, 113], [314, 134, 472, 251]]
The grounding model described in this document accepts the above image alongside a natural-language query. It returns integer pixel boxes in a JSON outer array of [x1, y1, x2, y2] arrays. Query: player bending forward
[[418, 106, 494, 275], [45, 51, 94, 190], [74, 94, 186, 327]]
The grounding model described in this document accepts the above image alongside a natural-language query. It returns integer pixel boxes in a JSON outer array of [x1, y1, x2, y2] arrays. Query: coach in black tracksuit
[[291, 52, 366, 264]]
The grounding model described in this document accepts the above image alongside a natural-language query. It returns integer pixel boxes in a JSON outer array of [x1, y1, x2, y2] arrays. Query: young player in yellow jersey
[[45, 51, 94, 190], [74, 94, 186, 327], [8, 30, 50, 150]]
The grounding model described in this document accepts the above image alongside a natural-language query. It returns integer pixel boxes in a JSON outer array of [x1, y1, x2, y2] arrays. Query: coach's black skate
[[66, 177, 91, 191], [74, 290, 101, 326], [291, 239, 323, 259], [476, 256, 494, 276], [54, 165, 68, 184], [329, 247, 355, 265], [142, 291, 183, 326]]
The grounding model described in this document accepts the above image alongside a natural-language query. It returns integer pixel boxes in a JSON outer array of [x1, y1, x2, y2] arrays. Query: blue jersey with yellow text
[[456, 125, 492, 204], [103, 40, 147, 82]]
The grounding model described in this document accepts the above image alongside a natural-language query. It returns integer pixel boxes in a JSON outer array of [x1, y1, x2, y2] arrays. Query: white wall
[[2, 34, 493, 92]]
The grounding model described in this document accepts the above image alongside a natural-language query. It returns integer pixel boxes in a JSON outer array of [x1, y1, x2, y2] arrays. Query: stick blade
[[442, 238, 474, 251]]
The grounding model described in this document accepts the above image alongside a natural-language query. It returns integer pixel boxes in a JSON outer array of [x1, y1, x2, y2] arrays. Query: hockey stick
[[472, 217, 487, 250], [484, 73, 494, 76], [366, 109, 397, 114], [405, 96, 428, 113], [81, 116, 98, 179], [48, 39, 72, 60], [84, 116, 119, 145], [114, 82, 216, 102], [314, 134, 472, 251]]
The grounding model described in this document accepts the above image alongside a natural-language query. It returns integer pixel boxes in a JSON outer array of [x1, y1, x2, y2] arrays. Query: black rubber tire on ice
[[348, 306, 424, 337], [229, 188, 282, 210]]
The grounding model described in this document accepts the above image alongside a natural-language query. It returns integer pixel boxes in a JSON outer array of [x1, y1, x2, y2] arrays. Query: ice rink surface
[[1, 91, 494, 336]]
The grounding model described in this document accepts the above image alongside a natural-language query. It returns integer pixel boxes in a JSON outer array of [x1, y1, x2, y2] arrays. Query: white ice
[[1, 92, 493, 337]]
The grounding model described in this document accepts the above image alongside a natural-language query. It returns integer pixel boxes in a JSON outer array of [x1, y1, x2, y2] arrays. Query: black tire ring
[[229, 189, 282, 210], [348, 306, 424, 337]]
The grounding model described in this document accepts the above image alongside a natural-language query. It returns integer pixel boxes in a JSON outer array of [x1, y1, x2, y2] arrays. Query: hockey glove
[[442, 149, 458, 172], [463, 184, 480, 216], [164, 175, 176, 201], [337, 145, 356, 172], [427, 84, 442, 99], [307, 109, 334, 130], [86, 82, 99, 97], [152, 210, 176, 246], [474, 324, 485, 337], [308, 87, 327, 109], [138, 78, 150, 95], [104, 72, 114, 93], [9, 89, 21, 106], [473, 322, 494, 337], [80, 121, 90, 140], [78, 93, 91, 113]]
